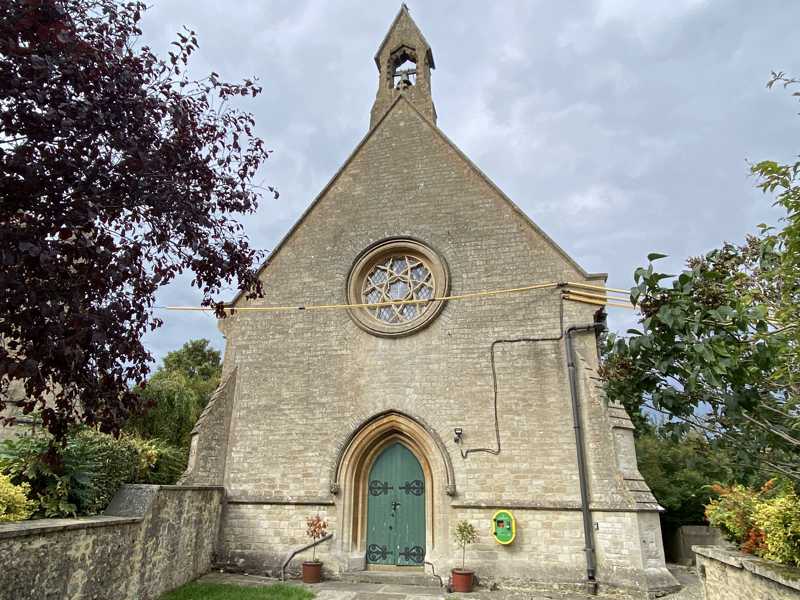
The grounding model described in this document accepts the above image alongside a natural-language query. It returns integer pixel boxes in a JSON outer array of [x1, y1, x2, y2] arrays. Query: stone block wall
[[197, 97, 676, 597], [181, 367, 237, 486], [218, 502, 337, 578], [694, 545, 800, 599], [664, 526, 726, 565], [0, 485, 224, 600]]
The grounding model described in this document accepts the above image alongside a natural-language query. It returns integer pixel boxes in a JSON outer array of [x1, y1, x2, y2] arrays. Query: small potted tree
[[452, 520, 478, 592], [302, 514, 328, 583]]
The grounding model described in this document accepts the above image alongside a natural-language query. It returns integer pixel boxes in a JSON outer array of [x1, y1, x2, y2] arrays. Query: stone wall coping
[[221, 496, 662, 512], [0, 515, 141, 540], [693, 545, 800, 591], [108, 483, 225, 492], [693, 545, 747, 567], [0, 485, 225, 541], [227, 495, 335, 506], [160, 484, 226, 492], [450, 501, 659, 513]]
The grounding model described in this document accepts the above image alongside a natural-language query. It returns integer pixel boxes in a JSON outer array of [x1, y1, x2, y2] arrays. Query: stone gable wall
[[203, 98, 673, 597], [0, 485, 223, 600]]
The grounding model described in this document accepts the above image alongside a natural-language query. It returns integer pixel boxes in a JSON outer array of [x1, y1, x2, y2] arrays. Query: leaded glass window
[[362, 255, 435, 324], [346, 238, 448, 337]]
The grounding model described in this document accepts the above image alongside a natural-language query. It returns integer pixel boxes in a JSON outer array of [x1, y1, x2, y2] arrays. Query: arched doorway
[[366, 442, 426, 566], [329, 411, 454, 571]]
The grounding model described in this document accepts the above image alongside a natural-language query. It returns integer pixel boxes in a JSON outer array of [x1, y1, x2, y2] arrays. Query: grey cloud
[[139, 1, 800, 365]]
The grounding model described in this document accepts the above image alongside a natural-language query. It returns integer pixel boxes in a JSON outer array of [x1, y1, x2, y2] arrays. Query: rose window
[[346, 238, 449, 337], [362, 255, 435, 324]]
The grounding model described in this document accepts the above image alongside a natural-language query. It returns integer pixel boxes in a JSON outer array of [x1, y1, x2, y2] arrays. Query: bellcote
[[370, 4, 436, 128]]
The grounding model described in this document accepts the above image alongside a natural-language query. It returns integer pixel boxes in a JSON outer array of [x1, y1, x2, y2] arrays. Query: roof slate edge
[[228, 95, 605, 307]]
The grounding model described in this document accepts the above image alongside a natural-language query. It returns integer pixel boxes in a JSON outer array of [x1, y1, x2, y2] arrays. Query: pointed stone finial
[[370, 5, 436, 128]]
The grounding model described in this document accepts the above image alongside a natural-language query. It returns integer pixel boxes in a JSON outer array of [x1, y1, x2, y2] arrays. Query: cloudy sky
[[138, 0, 800, 365]]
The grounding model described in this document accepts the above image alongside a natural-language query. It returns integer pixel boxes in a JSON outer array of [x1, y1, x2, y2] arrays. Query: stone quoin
[[180, 5, 679, 597]]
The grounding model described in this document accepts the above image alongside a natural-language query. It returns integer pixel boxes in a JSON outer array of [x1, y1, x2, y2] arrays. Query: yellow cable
[[163, 281, 562, 313], [563, 294, 635, 309], [566, 281, 630, 295], [161, 280, 638, 314], [563, 289, 633, 304], [563, 289, 634, 307]]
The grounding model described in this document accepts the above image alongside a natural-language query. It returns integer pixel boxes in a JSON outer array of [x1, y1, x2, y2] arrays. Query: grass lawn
[[159, 582, 315, 600]]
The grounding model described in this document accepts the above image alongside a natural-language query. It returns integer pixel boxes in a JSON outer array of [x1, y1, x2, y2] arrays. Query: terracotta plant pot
[[451, 568, 474, 593], [302, 561, 322, 583]]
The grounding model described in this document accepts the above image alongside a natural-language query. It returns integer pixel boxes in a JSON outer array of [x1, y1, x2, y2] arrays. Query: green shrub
[[0, 472, 35, 522], [147, 441, 187, 484], [128, 437, 187, 485], [0, 434, 81, 517], [753, 489, 800, 566], [0, 429, 188, 517], [704, 483, 763, 546], [706, 480, 800, 566], [74, 429, 141, 515]]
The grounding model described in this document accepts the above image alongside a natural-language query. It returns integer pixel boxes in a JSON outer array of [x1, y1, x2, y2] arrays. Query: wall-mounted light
[[453, 427, 463, 444]]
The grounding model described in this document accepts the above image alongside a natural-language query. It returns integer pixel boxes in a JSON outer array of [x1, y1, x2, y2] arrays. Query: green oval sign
[[492, 509, 516, 545]]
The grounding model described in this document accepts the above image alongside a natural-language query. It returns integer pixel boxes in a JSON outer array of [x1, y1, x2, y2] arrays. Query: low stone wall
[[694, 545, 800, 600], [0, 484, 224, 600], [664, 525, 726, 565]]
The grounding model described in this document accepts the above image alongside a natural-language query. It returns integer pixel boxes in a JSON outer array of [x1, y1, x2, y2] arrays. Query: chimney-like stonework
[[370, 4, 436, 128]]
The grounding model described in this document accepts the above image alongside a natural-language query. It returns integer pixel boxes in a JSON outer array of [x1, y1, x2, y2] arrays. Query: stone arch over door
[[329, 411, 454, 571]]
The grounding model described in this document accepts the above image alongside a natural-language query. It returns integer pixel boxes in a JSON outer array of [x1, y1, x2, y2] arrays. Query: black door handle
[[391, 501, 401, 511]]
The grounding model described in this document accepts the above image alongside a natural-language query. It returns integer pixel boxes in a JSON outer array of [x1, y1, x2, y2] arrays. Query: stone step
[[339, 569, 443, 588]]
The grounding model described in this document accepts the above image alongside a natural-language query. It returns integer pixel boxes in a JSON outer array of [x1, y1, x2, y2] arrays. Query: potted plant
[[302, 514, 328, 583], [452, 520, 478, 592]]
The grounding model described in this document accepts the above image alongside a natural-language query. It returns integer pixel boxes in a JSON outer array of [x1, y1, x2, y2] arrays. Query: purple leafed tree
[[0, 0, 272, 445]]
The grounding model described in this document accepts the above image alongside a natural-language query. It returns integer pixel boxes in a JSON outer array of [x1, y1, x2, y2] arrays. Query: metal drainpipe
[[566, 321, 605, 596]]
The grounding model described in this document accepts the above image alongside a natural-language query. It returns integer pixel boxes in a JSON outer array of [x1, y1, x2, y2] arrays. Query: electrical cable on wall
[[159, 281, 622, 461], [457, 296, 568, 459], [160, 281, 622, 461]]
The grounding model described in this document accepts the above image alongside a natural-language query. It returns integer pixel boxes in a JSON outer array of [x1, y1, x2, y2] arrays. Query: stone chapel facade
[[181, 6, 678, 597]]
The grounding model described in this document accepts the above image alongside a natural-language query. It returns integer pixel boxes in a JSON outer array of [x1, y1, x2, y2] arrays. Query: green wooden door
[[366, 443, 426, 566]]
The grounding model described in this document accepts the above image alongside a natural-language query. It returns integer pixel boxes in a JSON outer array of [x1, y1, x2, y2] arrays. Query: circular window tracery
[[362, 254, 435, 324], [347, 239, 448, 337]]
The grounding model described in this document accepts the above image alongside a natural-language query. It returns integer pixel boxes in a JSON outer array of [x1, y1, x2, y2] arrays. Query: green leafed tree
[[126, 339, 221, 449], [0, 0, 271, 448], [601, 73, 800, 482], [634, 421, 760, 528]]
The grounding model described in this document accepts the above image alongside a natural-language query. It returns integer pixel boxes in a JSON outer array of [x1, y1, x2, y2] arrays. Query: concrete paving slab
[[315, 592, 357, 600], [314, 582, 382, 592], [379, 584, 445, 596], [196, 568, 701, 600]]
